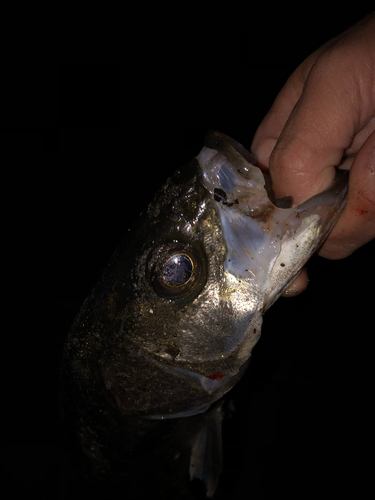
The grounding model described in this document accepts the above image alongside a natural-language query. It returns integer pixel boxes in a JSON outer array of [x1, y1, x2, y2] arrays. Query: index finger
[[253, 16, 375, 205], [251, 48, 324, 169]]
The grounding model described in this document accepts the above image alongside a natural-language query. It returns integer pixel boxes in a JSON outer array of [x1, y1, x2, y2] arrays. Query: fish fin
[[189, 402, 223, 498]]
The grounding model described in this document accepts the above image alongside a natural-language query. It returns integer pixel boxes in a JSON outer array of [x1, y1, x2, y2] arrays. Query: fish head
[[124, 151, 264, 379], [97, 131, 347, 416], [66, 131, 347, 419]]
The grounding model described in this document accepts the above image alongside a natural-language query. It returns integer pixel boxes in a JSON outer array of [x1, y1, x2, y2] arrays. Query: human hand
[[252, 13, 375, 295]]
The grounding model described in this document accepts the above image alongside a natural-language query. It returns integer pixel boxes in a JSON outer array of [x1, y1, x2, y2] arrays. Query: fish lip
[[204, 130, 257, 166], [197, 132, 349, 308]]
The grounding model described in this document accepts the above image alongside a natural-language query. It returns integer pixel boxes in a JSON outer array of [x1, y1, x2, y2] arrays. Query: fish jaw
[[197, 130, 349, 311], [262, 170, 348, 308]]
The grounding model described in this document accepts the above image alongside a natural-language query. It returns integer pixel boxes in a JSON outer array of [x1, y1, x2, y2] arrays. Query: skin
[[252, 13, 375, 295]]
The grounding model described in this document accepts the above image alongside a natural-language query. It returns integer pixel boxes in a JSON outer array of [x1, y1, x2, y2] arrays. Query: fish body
[[61, 131, 348, 497]]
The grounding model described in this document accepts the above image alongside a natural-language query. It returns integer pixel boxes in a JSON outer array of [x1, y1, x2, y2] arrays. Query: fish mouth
[[197, 130, 348, 308]]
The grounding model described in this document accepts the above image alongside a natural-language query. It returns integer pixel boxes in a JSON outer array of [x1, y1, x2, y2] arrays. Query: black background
[[3, 10, 374, 500]]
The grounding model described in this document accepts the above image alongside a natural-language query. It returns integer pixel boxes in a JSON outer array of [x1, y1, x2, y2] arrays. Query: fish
[[60, 130, 348, 498]]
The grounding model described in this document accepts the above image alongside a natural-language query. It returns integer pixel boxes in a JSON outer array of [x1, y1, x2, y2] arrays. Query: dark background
[[3, 10, 374, 499]]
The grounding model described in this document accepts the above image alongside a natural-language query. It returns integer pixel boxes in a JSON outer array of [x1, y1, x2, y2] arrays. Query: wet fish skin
[[60, 130, 348, 495], [60, 152, 229, 493]]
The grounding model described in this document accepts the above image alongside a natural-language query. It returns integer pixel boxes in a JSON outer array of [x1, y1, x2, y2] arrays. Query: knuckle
[[270, 137, 316, 177]]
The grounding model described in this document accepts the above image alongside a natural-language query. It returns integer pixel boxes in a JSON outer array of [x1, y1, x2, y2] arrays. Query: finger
[[268, 22, 375, 205], [251, 48, 326, 169], [318, 130, 375, 259], [281, 267, 309, 297]]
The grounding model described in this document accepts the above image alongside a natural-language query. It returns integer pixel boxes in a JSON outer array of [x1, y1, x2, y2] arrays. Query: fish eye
[[162, 254, 193, 287], [149, 244, 206, 301]]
